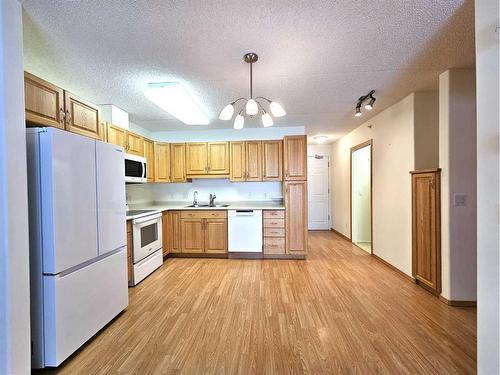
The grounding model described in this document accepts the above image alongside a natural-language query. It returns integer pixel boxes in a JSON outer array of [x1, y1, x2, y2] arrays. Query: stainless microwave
[[125, 153, 147, 183]]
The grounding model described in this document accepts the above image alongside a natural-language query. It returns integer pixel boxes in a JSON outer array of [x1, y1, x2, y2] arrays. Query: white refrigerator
[[26, 128, 129, 368]]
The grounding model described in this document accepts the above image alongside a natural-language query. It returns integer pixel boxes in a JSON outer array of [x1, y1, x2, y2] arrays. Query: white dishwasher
[[228, 209, 263, 252]]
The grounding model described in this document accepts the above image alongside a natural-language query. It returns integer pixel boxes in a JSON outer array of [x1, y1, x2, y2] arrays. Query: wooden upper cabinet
[[411, 169, 441, 295], [263, 140, 283, 181], [204, 219, 227, 253], [284, 135, 307, 181], [230, 142, 246, 182], [207, 142, 229, 175], [186, 142, 208, 175], [155, 142, 170, 183], [246, 141, 262, 181], [24, 72, 65, 129], [106, 123, 127, 148], [126, 131, 144, 156], [170, 143, 186, 182], [169, 211, 182, 253], [64, 91, 101, 140], [180, 218, 204, 253], [143, 138, 155, 182], [285, 181, 308, 254]]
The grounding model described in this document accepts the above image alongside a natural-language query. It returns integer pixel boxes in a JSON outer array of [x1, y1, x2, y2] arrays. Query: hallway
[[44, 231, 476, 374]]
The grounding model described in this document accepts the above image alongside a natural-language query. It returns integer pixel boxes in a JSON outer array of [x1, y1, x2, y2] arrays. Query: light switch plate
[[454, 193, 467, 207]]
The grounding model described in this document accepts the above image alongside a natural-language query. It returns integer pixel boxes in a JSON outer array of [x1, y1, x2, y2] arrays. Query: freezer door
[[41, 248, 128, 367], [96, 141, 126, 255], [40, 129, 98, 274]]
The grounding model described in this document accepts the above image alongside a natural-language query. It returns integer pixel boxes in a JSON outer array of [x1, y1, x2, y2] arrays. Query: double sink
[[184, 204, 230, 208]]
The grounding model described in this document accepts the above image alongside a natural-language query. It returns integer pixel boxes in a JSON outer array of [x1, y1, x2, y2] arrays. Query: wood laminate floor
[[39, 231, 476, 374]]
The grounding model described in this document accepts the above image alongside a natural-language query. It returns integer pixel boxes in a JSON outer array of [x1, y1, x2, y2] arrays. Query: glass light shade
[[262, 112, 274, 127], [269, 101, 286, 117], [233, 114, 244, 129], [219, 103, 234, 120], [354, 111, 362, 117], [245, 99, 259, 115], [364, 103, 373, 110]]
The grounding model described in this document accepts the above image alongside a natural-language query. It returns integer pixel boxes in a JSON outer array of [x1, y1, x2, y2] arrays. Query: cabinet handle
[[65, 110, 72, 125], [59, 108, 65, 124]]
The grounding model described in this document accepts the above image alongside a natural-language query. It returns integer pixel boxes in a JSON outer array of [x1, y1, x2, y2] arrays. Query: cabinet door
[[162, 212, 169, 256], [143, 138, 155, 182], [106, 123, 127, 148], [284, 135, 307, 181], [204, 219, 227, 253], [263, 140, 283, 181], [126, 131, 144, 156], [230, 142, 246, 182], [64, 91, 101, 139], [181, 218, 204, 253], [24, 72, 65, 129], [412, 171, 441, 294], [246, 141, 262, 181], [186, 142, 208, 175], [155, 142, 170, 183], [285, 181, 308, 254], [169, 211, 182, 253], [170, 143, 186, 182], [207, 142, 229, 175]]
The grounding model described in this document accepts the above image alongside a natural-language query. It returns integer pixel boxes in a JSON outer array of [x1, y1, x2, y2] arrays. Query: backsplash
[[126, 179, 283, 205]]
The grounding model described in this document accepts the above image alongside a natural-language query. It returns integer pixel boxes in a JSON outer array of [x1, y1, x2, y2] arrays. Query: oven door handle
[[133, 213, 161, 224]]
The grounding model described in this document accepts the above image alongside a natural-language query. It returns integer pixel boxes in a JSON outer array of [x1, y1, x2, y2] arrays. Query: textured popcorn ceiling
[[22, 0, 475, 140]]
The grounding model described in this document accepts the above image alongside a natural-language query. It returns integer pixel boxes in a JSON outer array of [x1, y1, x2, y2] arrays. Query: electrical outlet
[[454, 193, 467, 207]]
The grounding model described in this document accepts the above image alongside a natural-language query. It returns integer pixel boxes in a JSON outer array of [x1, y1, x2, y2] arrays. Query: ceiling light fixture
[[219, 52, 286, 129], [354, 90, 376, 118], [314, 135, 329, 144], [145, 82, 209, 125]]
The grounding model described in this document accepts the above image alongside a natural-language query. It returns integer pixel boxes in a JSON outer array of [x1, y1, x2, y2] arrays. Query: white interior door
[[307, 155, 330, 230], [41, 129, 98, 274], [96, 142, 126, 255], [351, 145, 372, 249]]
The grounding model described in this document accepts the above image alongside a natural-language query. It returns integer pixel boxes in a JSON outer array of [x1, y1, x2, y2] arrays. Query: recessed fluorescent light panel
[[145, 82, 209, 125]]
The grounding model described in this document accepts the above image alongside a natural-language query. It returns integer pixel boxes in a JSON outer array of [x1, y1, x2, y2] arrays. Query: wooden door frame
[[349, 139, 373, 254], [306, 153, 331, 230]]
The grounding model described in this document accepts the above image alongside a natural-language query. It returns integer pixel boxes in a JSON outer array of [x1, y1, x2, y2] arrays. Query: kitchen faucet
[[193, 191, 198, 206], [209, 194, 216, 207]]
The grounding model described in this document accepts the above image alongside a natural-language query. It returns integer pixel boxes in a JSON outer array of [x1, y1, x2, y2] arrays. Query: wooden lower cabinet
[[263, 210, 285, 255], [126, 220, 133, 285], [181, 218, 205, 253], [411, 169, 441, 295], [285, 181, 308, 254], [168, 211, 182, 253], [162, 211, 169, 256], [205, 219, 227, 253], [179, 211, 227, 254]]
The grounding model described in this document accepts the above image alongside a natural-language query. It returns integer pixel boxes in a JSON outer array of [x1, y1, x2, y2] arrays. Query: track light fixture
[[219, 53, 286, 129], [354, 90, 376, 117]]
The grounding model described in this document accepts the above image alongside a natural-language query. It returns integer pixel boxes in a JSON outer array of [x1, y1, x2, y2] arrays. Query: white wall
[[351, 146, 371, 244], [331, 93, 416, 275], [475, 0, 500, 372], [439, 69, 477, 302], [0, 0, 31, 373], [414, 92, 439, 169]]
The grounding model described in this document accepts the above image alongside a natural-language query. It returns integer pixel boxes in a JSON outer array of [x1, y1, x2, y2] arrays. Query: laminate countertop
[[126, 201, 285, 220]]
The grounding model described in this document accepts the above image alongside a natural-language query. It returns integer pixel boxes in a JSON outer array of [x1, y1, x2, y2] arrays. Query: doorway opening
[[350, 141, 372, 253], [307, 154, 330, 230]]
